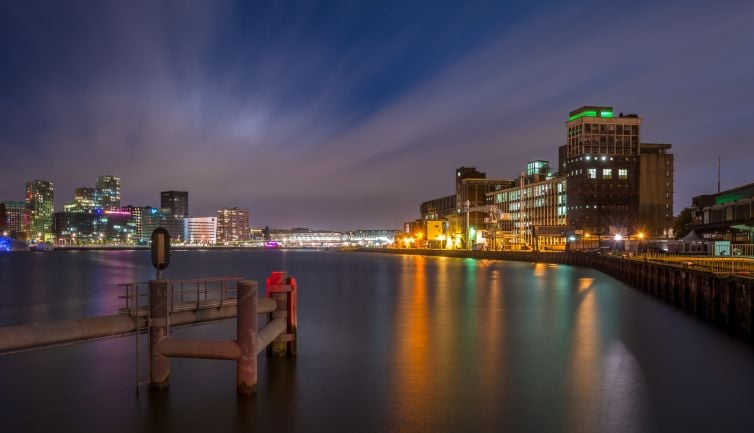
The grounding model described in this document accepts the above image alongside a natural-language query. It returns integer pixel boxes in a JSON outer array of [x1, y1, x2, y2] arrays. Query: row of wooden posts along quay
[[0, 271, 298, 394], [359, 248, 754, 341]]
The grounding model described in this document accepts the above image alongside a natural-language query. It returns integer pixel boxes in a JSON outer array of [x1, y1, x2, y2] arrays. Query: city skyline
[[1, 0, 753, 230]]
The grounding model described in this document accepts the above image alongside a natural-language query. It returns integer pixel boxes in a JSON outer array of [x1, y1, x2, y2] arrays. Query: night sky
[[1, 0, 753, 230]]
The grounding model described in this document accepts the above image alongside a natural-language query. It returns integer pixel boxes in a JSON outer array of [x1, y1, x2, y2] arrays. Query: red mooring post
[[236, 280, 258, 394], [266, 271, 297, 356], [149, 280, 170, 389]]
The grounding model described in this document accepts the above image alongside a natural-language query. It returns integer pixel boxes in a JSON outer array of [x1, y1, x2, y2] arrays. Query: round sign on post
[[151, 227, 171, 275]]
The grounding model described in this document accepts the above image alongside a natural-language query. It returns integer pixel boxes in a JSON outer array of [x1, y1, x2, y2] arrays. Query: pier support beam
[[236, 280, 258, 395], [149, 280, 170, 390]]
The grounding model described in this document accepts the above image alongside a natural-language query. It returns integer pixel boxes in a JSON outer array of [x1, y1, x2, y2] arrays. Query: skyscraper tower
[[161, 191, 189, 218], [95, 175, 121, 210], [25, 179, 54, 241]]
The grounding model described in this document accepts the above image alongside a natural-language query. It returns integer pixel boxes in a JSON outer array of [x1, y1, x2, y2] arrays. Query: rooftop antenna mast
[[717, 156, 721, 193]]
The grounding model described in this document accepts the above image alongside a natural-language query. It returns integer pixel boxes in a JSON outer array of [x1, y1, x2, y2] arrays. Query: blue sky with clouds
[[1, 0, 753, 229]]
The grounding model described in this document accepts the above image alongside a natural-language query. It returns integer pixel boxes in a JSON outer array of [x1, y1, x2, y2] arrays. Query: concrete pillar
[[149, 280, 170, 390], [236, 280, 258, 395]]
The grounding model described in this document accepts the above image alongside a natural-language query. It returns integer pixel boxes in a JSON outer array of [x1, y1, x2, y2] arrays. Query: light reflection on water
[[0, 250, 753, 433]]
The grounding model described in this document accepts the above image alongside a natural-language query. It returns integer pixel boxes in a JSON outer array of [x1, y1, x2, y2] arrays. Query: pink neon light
[[105, 211, 132, 216]]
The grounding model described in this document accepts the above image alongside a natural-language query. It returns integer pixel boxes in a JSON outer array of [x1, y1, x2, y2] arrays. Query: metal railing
[[118, 276, 244, 393], [632, 252, 754, 275], [731, 244, 754, 258], [119, 276, 244, 317]]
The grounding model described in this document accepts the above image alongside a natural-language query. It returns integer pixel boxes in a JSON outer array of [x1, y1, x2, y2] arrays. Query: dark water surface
[[0, 250, 752, 433]]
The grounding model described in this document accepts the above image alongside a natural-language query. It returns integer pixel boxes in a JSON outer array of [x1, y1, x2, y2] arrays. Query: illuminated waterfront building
[[413, 106, 673, 248], [161, 191, 189, 218], [142, 208, 185, 243], [25, 179, 54, 241], [639, 143, 674, 237], [347, 230, 397, 246], [184, 217, 217, 245], [559, 106, 673, 237], [421, 167, 514, 247], [95, 175, 121, 211], [120, 205, 156, 243], [689, 182, 754, 243], [64, 187, 97, 213], [54, 209, 136, 245], [216, 207, 250, 243], [0, 201, 28, 239], [488, 162, 568, 250], [558, 106, 641, 235]]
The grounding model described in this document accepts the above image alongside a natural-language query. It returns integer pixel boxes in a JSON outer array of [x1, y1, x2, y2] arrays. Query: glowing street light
[[614, 234, 623, 241]]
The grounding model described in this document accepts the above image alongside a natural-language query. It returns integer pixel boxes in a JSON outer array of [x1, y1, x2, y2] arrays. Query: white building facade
[[184, 217, 217, 245]]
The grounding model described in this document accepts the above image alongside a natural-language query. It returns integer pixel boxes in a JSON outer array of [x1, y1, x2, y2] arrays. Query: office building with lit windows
[[95, 175, 121, 211], [64, 187, 97, 213], [558, 106, 673, 237], [558, 106, 643, 235], [54, 210, 135, 245], [216, 207, 250, 243], [0, 201, 28, 239], [161, 191, 189, 218], [25, 179, 54, 241], [412, 105, 673, 248], [142, 208, 185, 243], [488, 161, 568, 250], [120, 205, 156, 243]]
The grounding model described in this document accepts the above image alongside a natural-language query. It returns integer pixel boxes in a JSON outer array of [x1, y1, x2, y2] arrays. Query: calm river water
[[0, 250, 752, 433]]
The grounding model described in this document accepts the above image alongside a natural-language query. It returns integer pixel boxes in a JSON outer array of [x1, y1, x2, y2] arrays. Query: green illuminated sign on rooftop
[[568, 108, 614, 121]]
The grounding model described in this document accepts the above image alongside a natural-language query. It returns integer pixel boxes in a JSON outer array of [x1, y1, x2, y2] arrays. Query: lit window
[[619, 169, 628, 180], [588, 168, 597, 179], [603, 168, 612, 179]]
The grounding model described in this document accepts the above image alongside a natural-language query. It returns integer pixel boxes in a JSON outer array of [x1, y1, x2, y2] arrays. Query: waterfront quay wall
[[359, 248, 754, 340]]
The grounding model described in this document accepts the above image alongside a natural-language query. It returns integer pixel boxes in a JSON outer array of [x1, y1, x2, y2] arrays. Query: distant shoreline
[[42, 245, 339, 251]]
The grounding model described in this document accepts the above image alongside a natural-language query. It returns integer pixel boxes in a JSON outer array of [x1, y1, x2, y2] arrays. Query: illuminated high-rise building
[[558, 106, 642, 235], [0, 201, 28, 239], [216, 207, 250, 243], [95, 175, 121, 210], [64, 187, 97, 213], [161, 191, 189, 218], [558, 106, 673, 237], [142, 208, 185, 243], [25, 179, 54, 241]]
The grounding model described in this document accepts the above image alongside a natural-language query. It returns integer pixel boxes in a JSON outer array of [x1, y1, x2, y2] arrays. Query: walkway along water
[[359, 248, 754, 341]]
